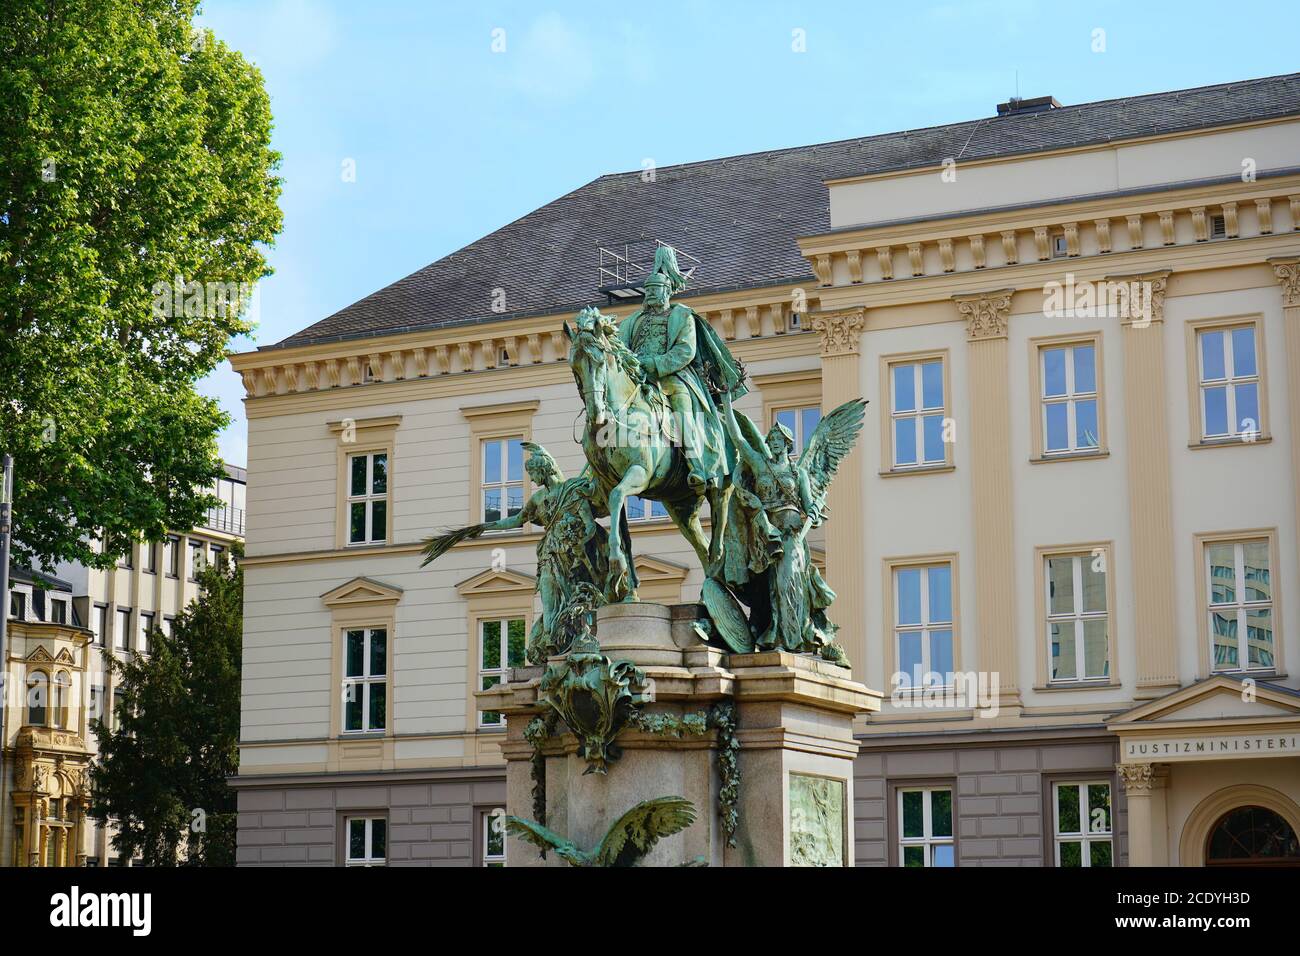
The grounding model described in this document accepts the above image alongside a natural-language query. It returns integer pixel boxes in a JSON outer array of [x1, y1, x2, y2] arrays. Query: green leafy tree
[[0, 0, 281, 569], [90, 551, 243, 866]]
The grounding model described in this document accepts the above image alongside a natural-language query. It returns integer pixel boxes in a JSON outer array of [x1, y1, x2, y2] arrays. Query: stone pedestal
[[478, 602, 880, 867]]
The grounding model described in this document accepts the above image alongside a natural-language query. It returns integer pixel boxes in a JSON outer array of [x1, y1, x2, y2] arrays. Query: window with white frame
[[138, 612, 154, 655], [342, 627, 387, 733], [92, 605, 107, 646], [1197, 325, 1260, 441], [347, 452, 389, 544], [50, 598, 67, 625], [1053, 781, 1112, 867], [478, 617, 526, 727], [897, 788, 954, 867], [774, 405, 822, 456], [893, 564, 954, 689], [165, 536, 180, 577], [482, 807, 506, 867], [890, 359, 945, 468], [481, 438, 523, 524], [345, 817, 386, 866], [1206, 539, 1274, 673], [626, 496, 668, 522], [114, 608, 131, 651], [1046, 553, 1109, 682], [1040, 343, 1099, 454]]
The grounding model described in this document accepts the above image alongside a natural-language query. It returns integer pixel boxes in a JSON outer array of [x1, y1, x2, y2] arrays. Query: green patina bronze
[[424, 243, 867, 662], [536, 622, 649, 775], [789, 773, 847, 867], [507, 796, 701, 867]]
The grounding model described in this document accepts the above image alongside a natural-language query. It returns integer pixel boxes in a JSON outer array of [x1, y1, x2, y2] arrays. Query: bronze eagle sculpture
[[506, 796, 698, 867]]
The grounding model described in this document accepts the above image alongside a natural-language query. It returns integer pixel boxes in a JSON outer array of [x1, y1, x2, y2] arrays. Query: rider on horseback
[[616, 246, 746, 492]]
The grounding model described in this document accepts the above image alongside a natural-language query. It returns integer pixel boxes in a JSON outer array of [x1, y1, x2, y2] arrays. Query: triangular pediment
[[25, 646, 55, 664], [632, 555, 688, 583], [455, 567, 537, 597], [1109, 676, 1300, 729], [321, 576, 404, 608]]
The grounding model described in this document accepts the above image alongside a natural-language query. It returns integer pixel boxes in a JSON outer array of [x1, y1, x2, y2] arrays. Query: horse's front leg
[[606, 464, 649, 603]]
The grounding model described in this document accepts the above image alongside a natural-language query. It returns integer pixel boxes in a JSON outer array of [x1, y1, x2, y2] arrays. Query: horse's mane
[[574, 311, 644, 383]]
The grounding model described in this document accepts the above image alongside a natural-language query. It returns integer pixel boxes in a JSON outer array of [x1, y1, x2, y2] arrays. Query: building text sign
[[1122, 732, 1300, 763]]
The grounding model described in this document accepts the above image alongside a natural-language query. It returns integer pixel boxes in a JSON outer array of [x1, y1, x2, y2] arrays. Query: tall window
[[138, 612, 155, 655], [897, 788, 954, 867], [345, 817, 387, 866], [27, 672, 48, 726], [347, 452, 389, 544], [165, 536, 180, 577], [53, 672, 71, 729], [1046, 553, 1109, 682], [342, 628, 387, 733], [188, 541, 203, 581], [1207, 539, 1273, 673], [481, 439, 523, 524], [773, 405, 822, 456], [626, 496, 668, 522], [1040, 343, 1099, 454], [479, 617, 526, 727], [9, 591, 25, 620], [889, 359, 946, 469], [142, 540, 158, 574], [90, 685, 105, 723], [114, 608, 131, 651], [1053, 781, 1112, 867], [1197, 324, 1260, 440], [481, 807, 506, 867], [50, 599, 68, 625], [893, 564, 954, 689], [91, 605, 107, 646]]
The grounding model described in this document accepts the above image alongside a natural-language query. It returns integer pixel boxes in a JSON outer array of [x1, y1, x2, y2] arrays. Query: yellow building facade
[[230, 75, 1300, 866]]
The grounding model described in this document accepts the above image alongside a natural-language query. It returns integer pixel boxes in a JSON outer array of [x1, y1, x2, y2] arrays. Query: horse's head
[[567, 307, 643, 426]]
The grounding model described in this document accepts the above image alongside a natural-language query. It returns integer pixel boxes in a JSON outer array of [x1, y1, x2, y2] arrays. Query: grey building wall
[[853, 728, 1128, 867], [235, 769, 506, 867]]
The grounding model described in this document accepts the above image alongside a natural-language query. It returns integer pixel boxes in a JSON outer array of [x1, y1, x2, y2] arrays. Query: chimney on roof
[[996, 95, 1061, 117]]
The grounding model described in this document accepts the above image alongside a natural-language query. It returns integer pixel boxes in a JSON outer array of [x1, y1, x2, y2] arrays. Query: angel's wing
[[420, 524, 489, 566], [594, 796, 696, 867], [798, 399, 868, 512], [505, 815, 590, 866]]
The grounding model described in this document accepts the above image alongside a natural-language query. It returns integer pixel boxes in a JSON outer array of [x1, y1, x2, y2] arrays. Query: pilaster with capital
[[1113, 270, 1179, 695], [954, 290, 1020, 710], [1117, 762, 1169, 866], [809, 308, 868, 678], [1270, 257, 1300, 571]]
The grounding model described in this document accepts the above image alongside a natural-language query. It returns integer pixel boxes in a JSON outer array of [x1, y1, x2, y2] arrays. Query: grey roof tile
[[270, 73, 1300, 349]]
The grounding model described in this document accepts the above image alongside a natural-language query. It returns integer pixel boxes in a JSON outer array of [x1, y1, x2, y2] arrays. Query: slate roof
[[271, 72, 1300, 350]]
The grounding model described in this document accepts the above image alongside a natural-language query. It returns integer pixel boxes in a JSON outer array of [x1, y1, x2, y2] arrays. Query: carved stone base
[[478, 602, 881, 867]]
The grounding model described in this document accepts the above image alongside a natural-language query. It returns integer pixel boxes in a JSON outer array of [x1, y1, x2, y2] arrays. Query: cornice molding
[[953, 288, 1015, 341]]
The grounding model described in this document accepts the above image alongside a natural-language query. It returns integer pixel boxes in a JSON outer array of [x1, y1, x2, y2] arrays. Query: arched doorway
[[1205, 805, 1300, 866]]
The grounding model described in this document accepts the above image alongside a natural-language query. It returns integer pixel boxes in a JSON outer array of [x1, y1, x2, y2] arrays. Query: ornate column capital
[[1116, 762, 1167, 793], [1269, 256, 1300, 307], [1105, 269, 1171, 327], [953, 288, 1015, 341], [808, 307, 865, 357]]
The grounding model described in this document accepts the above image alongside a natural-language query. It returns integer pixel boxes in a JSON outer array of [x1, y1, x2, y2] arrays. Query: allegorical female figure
[[422, 442, 622, 662]]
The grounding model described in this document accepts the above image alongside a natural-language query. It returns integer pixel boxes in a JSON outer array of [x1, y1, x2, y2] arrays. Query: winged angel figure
[[506, 796, 701, 867], [716, 393, 868, 663]]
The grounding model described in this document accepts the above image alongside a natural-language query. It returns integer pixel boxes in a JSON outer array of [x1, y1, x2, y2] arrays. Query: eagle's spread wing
[[505, 815, 590, 866], [420, 523, 489, 566], [798, 399, 868, 516], [594, 796, 696, 867]]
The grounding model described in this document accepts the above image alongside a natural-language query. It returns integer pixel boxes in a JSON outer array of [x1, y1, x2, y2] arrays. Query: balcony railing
[[202, 505, 245, 536]]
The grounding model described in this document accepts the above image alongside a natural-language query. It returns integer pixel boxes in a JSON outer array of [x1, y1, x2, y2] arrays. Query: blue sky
[[195, 0, 1298, 466]]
